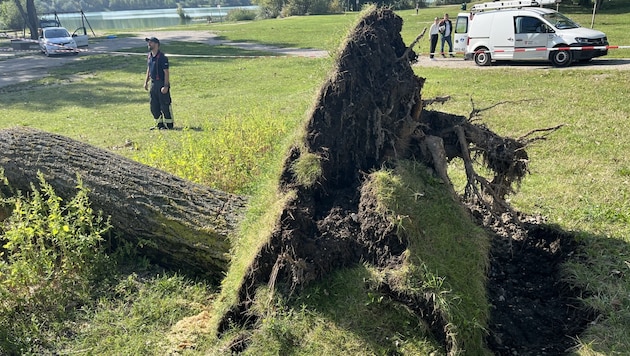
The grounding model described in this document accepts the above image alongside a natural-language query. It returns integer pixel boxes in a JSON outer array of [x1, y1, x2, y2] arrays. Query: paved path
[[0, 30, 329, 88]]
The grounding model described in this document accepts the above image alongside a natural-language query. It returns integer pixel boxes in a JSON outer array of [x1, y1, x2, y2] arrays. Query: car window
[[45, 29, 70, 38], [515, 16, 545, 34], [542, 12, 580, 30], [455, 16, 468, 34]]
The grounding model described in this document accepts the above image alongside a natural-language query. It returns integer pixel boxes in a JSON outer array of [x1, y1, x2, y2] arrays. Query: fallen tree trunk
[[0, 127, 247, 283]]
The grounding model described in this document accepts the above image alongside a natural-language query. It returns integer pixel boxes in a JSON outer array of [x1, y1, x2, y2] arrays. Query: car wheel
[[550, 48, 572, 67], [474, 48, 492, 66]]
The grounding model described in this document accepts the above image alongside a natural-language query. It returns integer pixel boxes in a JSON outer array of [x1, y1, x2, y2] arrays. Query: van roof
[[468, 7, 556, 16], [471, 0, 560, 12]]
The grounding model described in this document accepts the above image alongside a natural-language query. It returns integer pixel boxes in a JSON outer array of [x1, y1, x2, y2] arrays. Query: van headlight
[[575, 37, 589, 44]]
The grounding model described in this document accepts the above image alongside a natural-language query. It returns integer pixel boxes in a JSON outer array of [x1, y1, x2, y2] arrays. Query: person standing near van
[[438, 13, 454, 58], [144, 36, 174, 130], [429, 17, 440, 60]]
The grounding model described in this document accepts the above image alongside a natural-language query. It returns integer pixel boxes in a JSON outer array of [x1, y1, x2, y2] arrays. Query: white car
[[39, 27, 78, 56]]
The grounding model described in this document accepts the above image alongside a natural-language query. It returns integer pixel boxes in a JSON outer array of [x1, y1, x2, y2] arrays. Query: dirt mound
[[217, 7, 594, 354]]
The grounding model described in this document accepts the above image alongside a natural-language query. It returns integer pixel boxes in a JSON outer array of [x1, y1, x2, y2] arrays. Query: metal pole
[[590, 0, 597, 28], [81, 10, 96, 36]]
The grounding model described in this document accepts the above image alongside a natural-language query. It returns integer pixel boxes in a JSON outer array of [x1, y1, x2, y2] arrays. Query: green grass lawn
[[0, 4, 629, 355]]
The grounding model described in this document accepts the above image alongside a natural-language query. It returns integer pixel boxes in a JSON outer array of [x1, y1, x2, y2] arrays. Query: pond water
[[47, 6, 258, 32]]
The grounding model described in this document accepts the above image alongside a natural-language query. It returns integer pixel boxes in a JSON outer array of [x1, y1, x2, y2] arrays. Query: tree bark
[[0, 127, 247, 283]]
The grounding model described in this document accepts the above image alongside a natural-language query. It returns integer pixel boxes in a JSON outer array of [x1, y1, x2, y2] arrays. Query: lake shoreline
[[45, 6, 258, 31]]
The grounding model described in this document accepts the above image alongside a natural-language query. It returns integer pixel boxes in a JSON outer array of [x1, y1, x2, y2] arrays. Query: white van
[[453, 0, 608, 67]]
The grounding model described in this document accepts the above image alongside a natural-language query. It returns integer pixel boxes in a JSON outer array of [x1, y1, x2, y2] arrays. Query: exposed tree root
[[216, 7, 578, 354]]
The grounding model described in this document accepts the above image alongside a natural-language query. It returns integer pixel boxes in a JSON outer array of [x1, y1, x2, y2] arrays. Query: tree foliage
[[33, 0, 252, 12], [9, 0, 37, 38], [0, 1, 24, 30], [253, 0, 417, 17], [1, 0, 252, 30], [567, 0, 626, 10], [2, 0, 625, 30]]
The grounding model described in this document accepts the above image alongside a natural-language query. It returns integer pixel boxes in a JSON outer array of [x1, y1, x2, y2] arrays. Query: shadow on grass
[[0, 42, 282, 110], [118, 41, 283, 57], [211, 35, 322, 51], [0, 78, 146, 110]]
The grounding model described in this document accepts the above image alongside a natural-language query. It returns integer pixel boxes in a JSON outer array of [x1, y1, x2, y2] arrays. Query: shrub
[[0, 173, 112, 354], [226, 8, 258, 21]]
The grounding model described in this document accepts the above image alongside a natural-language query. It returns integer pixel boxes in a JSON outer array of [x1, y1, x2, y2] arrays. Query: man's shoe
[[441, 54, 446, 58], [450, 54, 454, 58]]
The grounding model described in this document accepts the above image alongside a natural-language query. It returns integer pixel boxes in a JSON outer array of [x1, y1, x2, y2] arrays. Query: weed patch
[[0, 173, 111, 354]]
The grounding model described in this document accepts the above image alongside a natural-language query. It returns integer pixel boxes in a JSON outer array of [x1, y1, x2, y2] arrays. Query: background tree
[[12, 0, 37, 39], [577, 0, 623, 10], [0, 1, 25, 30]]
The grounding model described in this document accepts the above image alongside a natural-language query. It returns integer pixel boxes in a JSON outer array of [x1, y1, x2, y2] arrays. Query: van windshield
[[542, 12, 580, 30]]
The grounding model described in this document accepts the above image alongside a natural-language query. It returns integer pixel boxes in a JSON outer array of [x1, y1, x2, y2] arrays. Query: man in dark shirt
[[438, 14, 455, 58], [143, 37, 174, 129]]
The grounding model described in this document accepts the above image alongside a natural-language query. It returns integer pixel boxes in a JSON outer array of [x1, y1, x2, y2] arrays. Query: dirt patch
[[468, 202, 595, 354], [486, 224, 593, 355]]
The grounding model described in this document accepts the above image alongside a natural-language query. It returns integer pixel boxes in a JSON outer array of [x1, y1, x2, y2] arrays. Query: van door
[[454, 13, 469, 55], [513, 16, 549, 60], [489, 13, 515, 60]]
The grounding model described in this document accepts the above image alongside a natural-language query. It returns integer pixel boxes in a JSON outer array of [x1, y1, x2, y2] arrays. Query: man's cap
[[145, 37, 160, 44]]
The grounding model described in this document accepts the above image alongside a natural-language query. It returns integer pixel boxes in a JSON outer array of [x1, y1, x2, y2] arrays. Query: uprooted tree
[[0, 7, 573, 354], [215, 7, 563, 353]]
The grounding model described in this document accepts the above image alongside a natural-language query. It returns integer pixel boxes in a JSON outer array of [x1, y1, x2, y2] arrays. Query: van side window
[[515, 16, 545, 34]]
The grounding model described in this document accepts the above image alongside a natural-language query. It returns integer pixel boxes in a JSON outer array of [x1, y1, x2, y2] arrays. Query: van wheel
[[550, 49, 572, 67], [474, 48, 492, 66]]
